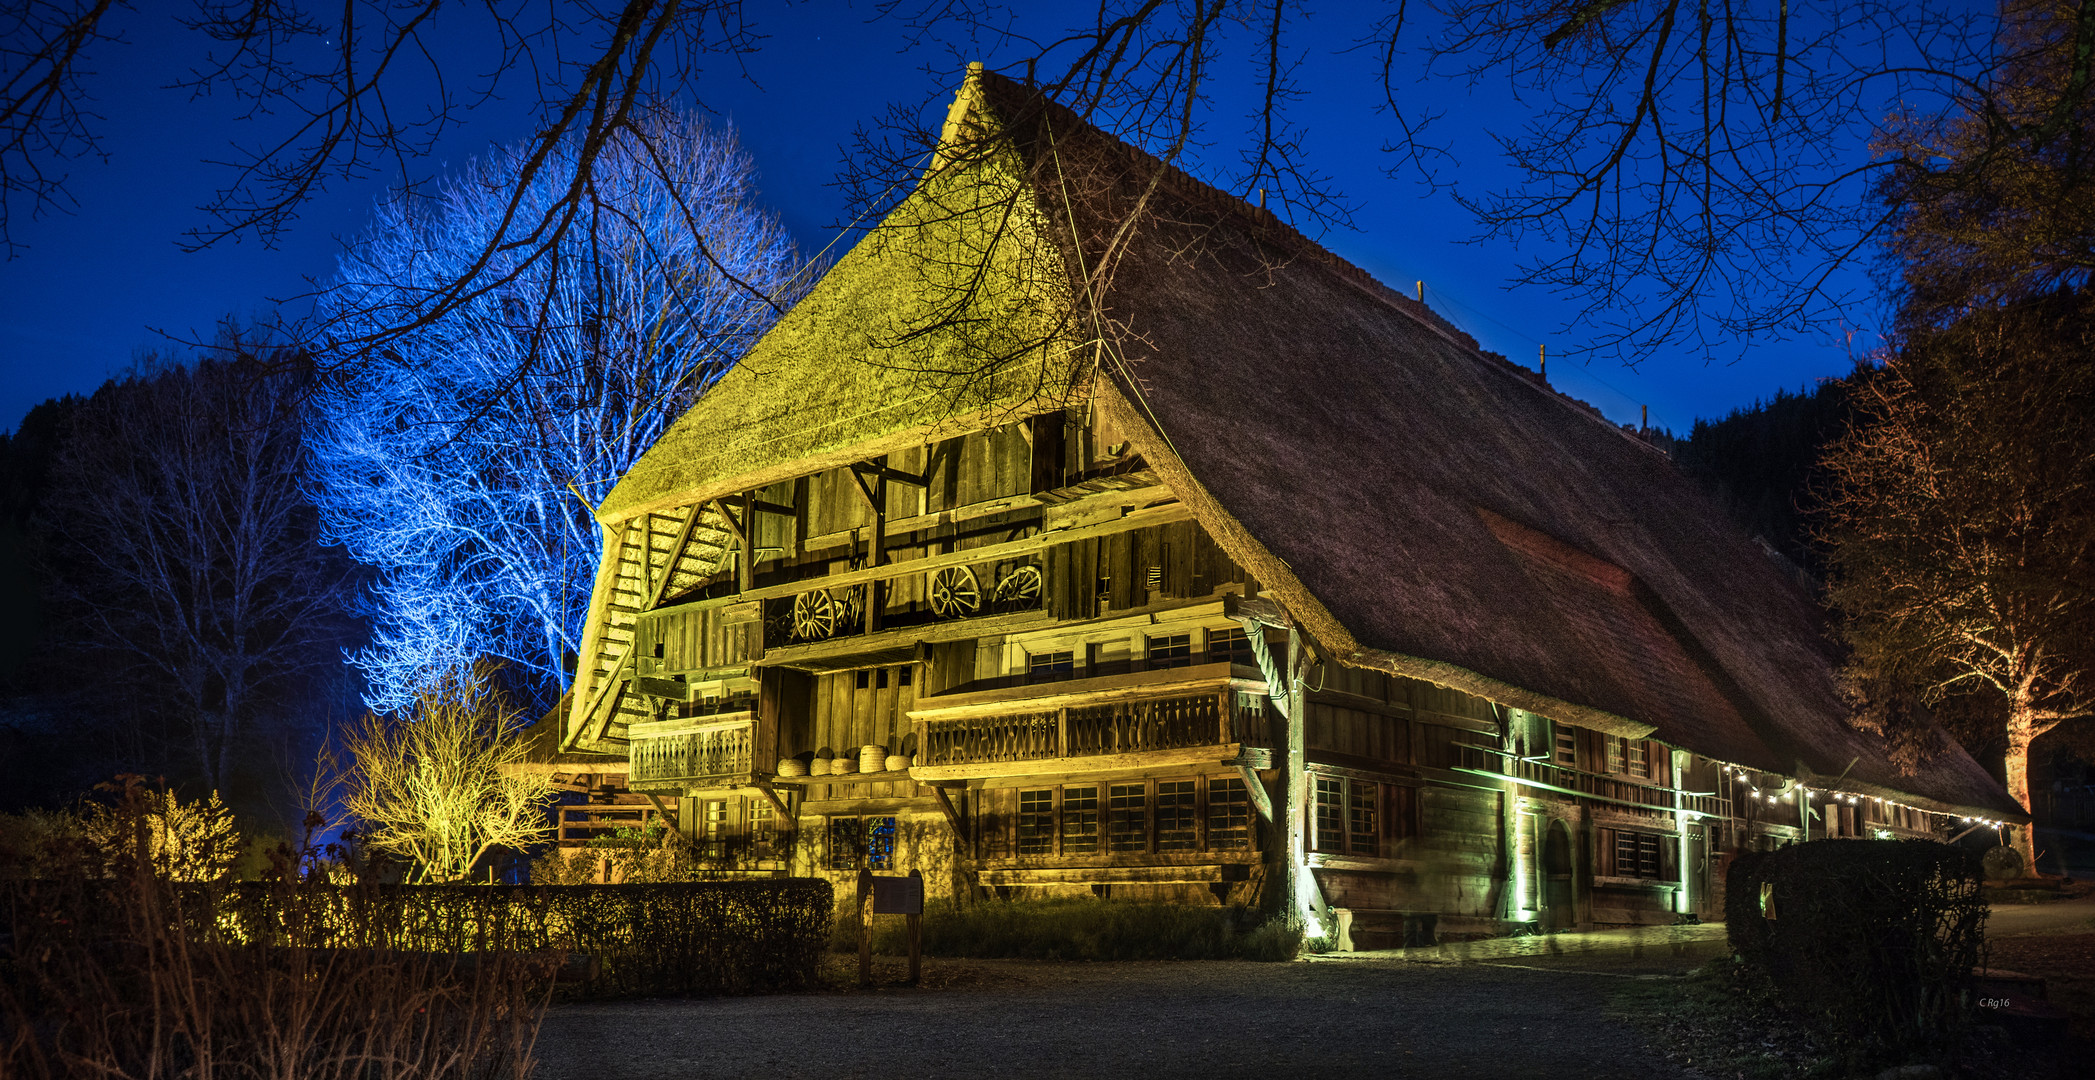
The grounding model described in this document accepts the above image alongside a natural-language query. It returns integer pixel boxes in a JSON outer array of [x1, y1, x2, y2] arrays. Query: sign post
[[856, 868, 925, 987]]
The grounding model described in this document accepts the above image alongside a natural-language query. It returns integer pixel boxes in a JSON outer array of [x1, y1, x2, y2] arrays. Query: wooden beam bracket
[[930, 786, 968, 836], [751, 781, 797, 830]]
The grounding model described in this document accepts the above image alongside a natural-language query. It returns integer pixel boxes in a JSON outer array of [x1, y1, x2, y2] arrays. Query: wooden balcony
[[911, 690, 1264, 781], [1454, 743, 1731, 819], [627, 714, 755, 792]]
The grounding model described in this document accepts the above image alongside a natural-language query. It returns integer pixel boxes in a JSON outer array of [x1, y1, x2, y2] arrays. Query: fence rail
[[629, 719, 754, 784], [919, 692, 1256, 767]]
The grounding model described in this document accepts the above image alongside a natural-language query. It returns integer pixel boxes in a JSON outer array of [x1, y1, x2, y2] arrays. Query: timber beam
[[645, 501, 1192, 621], [930, 786, 968, 843], [750, 781, 797, 830]]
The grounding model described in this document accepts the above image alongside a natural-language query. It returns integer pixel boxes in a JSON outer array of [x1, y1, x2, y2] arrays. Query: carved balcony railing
[[1455, 744, 1731, 819], [918, 692, 1247, 769], [628, 716, 754, 787]]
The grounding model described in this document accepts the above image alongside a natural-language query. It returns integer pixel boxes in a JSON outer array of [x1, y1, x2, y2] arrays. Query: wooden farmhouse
[[543, 66, 2024, 942]]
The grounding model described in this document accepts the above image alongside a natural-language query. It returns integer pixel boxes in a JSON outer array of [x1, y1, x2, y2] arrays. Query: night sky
[[0, 2, 1875, 439]]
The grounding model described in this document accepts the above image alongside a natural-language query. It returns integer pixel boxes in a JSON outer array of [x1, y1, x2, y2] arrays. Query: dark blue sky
[[0, 2, 1873, 437]]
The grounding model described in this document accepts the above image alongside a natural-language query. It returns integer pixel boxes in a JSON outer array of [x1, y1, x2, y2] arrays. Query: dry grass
[[1, 783, 548, 1079]]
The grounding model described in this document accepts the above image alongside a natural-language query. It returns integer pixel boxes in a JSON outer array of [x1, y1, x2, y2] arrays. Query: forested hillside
[[1673, 379, 1852, 578]]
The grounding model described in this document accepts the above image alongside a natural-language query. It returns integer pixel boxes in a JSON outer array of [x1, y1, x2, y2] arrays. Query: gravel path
[[534, 956, 1696, 1080]]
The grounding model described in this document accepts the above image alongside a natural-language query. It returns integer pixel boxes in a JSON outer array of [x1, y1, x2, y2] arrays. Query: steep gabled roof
[[588, 66, 2020, 819]]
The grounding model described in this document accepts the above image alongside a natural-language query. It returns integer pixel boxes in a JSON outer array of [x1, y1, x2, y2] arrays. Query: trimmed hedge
[[1725, 839, 1986, 1053], [211, 878, 835, 999], [852, 899, 1302, 961]]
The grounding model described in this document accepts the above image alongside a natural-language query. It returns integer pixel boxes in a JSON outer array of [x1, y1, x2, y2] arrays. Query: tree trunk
[[2003, 705, 2038, 876]]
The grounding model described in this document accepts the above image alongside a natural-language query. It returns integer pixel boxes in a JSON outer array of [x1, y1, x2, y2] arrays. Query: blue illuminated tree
[[309, 114, 811, 715]]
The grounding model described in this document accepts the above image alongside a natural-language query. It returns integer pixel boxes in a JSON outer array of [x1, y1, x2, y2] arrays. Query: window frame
[[1000, 775, 1255, 858]]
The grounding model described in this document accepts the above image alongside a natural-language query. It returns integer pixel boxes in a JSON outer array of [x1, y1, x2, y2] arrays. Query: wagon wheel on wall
[[792, 589, 837, 641], [929, 566, 982, 619], [992, 564, 1043, 612], [833, 585, 864, 630]]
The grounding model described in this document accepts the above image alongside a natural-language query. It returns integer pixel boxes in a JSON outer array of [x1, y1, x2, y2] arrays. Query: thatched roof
[[598, 89, 1085, 523], [587, 66, 2020, 819]]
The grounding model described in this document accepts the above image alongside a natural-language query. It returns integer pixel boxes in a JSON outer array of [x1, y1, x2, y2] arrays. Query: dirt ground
[[531, 901, 2095, 1080], [533, 953, 1701, 1080]]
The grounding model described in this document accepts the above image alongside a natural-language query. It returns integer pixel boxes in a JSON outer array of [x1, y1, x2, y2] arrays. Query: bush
[[213, 878, 834, 1000], [847, 898, 1300, 962], [1725, 839, 1986, 1059], [2, 783, 834, 1079], [1980, 844, 2024, 881], [1, 787, 541, 1080]]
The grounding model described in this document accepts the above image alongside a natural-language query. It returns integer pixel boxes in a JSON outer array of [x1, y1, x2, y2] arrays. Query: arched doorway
[[1542, 820, 1575, 930]]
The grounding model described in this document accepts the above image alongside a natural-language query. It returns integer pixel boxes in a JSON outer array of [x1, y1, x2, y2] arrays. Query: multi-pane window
[[827, 814, 897, 870], [1206, 626, 1255, 665], [1018, 790, 1056, 855], [1156, 781, 1198, 851], [865, 816, 896, 870], [1348, 781, 1378, 856], [752, 791, 793, 860], [1315, 777, 1347, 852], [1313, 775, 1388, 856], [1208, 777, 1250, 850], [827, 816, 861, 870], [1027, 650, 1074, 682], [1553, 725, 1577, 767], [1146, 634, 1193, 669], [1108, 784, 1148, 851], [1060, 786, 1099, 854], [1627, 740, 1649, 779], [1608, 736, 1627, 774], [1614, 830, 1663, 878], [701, 799, 730, 859], [1002, 778, 1253, 857]]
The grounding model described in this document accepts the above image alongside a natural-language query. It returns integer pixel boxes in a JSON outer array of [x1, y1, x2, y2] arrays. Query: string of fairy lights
[[1714, 762, 2011, 832]]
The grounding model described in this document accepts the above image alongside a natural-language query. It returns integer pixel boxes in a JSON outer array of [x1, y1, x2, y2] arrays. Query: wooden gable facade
[[545, 67, 2024, 942]]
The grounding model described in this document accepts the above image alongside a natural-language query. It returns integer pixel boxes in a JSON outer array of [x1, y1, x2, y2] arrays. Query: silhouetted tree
[[12, 3, 2092, 363], [1675, 380, 1851, 577], [37, 341, 362, 799]]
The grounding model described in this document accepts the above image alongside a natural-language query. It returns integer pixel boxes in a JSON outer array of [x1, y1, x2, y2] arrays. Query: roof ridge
[[971, 70, 1669, 463]]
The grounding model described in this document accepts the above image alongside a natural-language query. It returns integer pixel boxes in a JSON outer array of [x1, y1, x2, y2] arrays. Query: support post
[[1283, 627, 1317, 933], [857, 869, 873, 989], [907, 869, 923, 985], [1673, 749, 1692, 916]]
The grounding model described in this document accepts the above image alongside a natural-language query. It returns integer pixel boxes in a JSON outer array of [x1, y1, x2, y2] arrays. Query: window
[[1553, 724, 1577, 767], [1608, 736, 1626, 774], [855, 670, 871, 690], [1146, 633, 1193, 669], [1018, 790, 1055, 855], [751, 791, 793, 860], [828, 816, 861, 870], [1060, 786, 1098, 854], [701, 799, 731, 860], [1027, 650, 1074, 682], [1002, 779, 1252, 857], [1315, 777, 1346, 852], [1349, 782, 1378, 856], [1613, 830, 1663, 879], [1108, 784, 1148, 851], [898, 666, 913, 687], [1208, 777, 1250, 849], [1156, 781, 1197, 851], [1313, 775, 1387, 856], [1627, 739, 1649, 779], [827, 814, 897, 870], [1207, 626, 1255, 665]]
